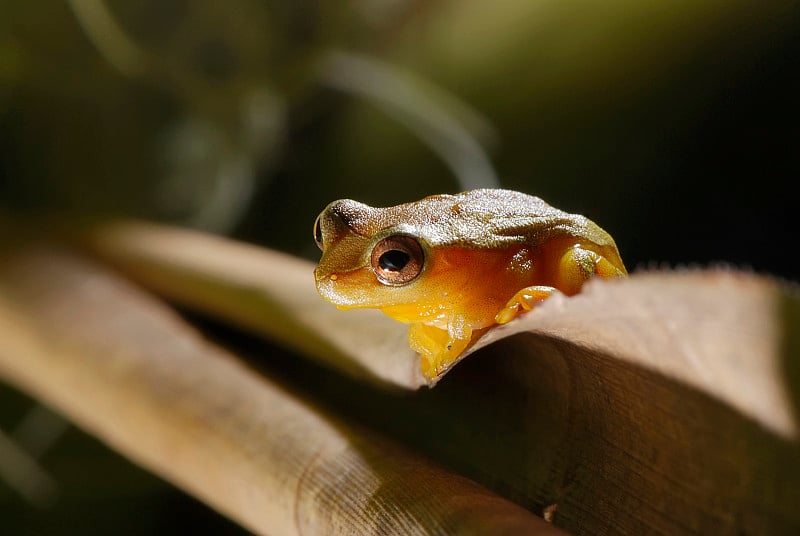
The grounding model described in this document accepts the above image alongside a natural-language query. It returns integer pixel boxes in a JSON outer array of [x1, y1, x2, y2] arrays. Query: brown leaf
[[0, 239, 560, 535], [78, 220, 800, 534], [82, 220, 421, 388]]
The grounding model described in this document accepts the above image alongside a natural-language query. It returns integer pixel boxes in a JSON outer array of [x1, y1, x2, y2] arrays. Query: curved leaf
[[0, 239, 559, 535], [80, 221, 800, 533]]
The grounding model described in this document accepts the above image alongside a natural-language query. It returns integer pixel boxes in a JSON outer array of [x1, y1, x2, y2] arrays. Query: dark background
[[1, 0, 798, 533]]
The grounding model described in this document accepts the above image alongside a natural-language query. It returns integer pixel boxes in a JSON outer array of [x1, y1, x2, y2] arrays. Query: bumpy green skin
[[315, 189, 623, 279], [332, 189, 614, 247]]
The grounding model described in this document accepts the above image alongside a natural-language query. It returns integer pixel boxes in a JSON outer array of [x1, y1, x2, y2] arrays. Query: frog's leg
[[494, 286, 556, 324], [552, 244, 626, 290], [408, 322, 472, 379], [495, 245, 625, 325]]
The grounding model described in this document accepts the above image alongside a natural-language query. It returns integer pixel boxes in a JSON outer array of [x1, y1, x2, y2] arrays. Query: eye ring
[[313, 214, 324, 250], [370, 235, 424, 286]]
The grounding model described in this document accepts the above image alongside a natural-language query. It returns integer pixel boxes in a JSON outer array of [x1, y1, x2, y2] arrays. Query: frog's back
[[331, 188, 621, 259], [394, 189, 618, 251]]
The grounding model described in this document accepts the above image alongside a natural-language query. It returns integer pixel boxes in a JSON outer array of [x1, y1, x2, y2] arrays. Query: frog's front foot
[[494, 286, 556, 324], [408, 323, 471, 380]]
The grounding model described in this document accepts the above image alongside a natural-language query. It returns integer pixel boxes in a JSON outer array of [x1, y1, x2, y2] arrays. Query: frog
[[313, 188, 626, 381]]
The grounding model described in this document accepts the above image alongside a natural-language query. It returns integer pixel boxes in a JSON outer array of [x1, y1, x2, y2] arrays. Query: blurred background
[[1, 0, 798, 533]]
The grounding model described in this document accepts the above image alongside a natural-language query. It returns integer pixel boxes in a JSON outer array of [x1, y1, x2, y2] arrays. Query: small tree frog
[[313, 189, 626, 380]]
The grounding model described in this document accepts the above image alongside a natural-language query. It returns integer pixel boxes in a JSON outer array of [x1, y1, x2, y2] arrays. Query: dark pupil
[[379, 250, 410, 272]]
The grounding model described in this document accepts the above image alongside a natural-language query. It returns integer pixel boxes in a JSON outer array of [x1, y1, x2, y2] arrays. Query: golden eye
[[313, 214, 324, 250], [370, 235, 424, 286]]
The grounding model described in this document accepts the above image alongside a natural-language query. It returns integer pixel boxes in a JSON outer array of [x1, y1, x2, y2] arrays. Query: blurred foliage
[[1, 0, 798, 273], [1, 0, 799, 532]]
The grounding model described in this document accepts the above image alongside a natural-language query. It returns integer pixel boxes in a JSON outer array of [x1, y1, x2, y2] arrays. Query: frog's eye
[[370, 235, 424, 286], [313, 214, 324, 250]]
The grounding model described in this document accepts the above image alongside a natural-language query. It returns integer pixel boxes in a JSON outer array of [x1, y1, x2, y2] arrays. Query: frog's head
[[313, 199, 430, 311]]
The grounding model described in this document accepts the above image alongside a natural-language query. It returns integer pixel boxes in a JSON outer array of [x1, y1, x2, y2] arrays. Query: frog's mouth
[[313, 266, 381, 309], [314, 264, 432, 314]]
